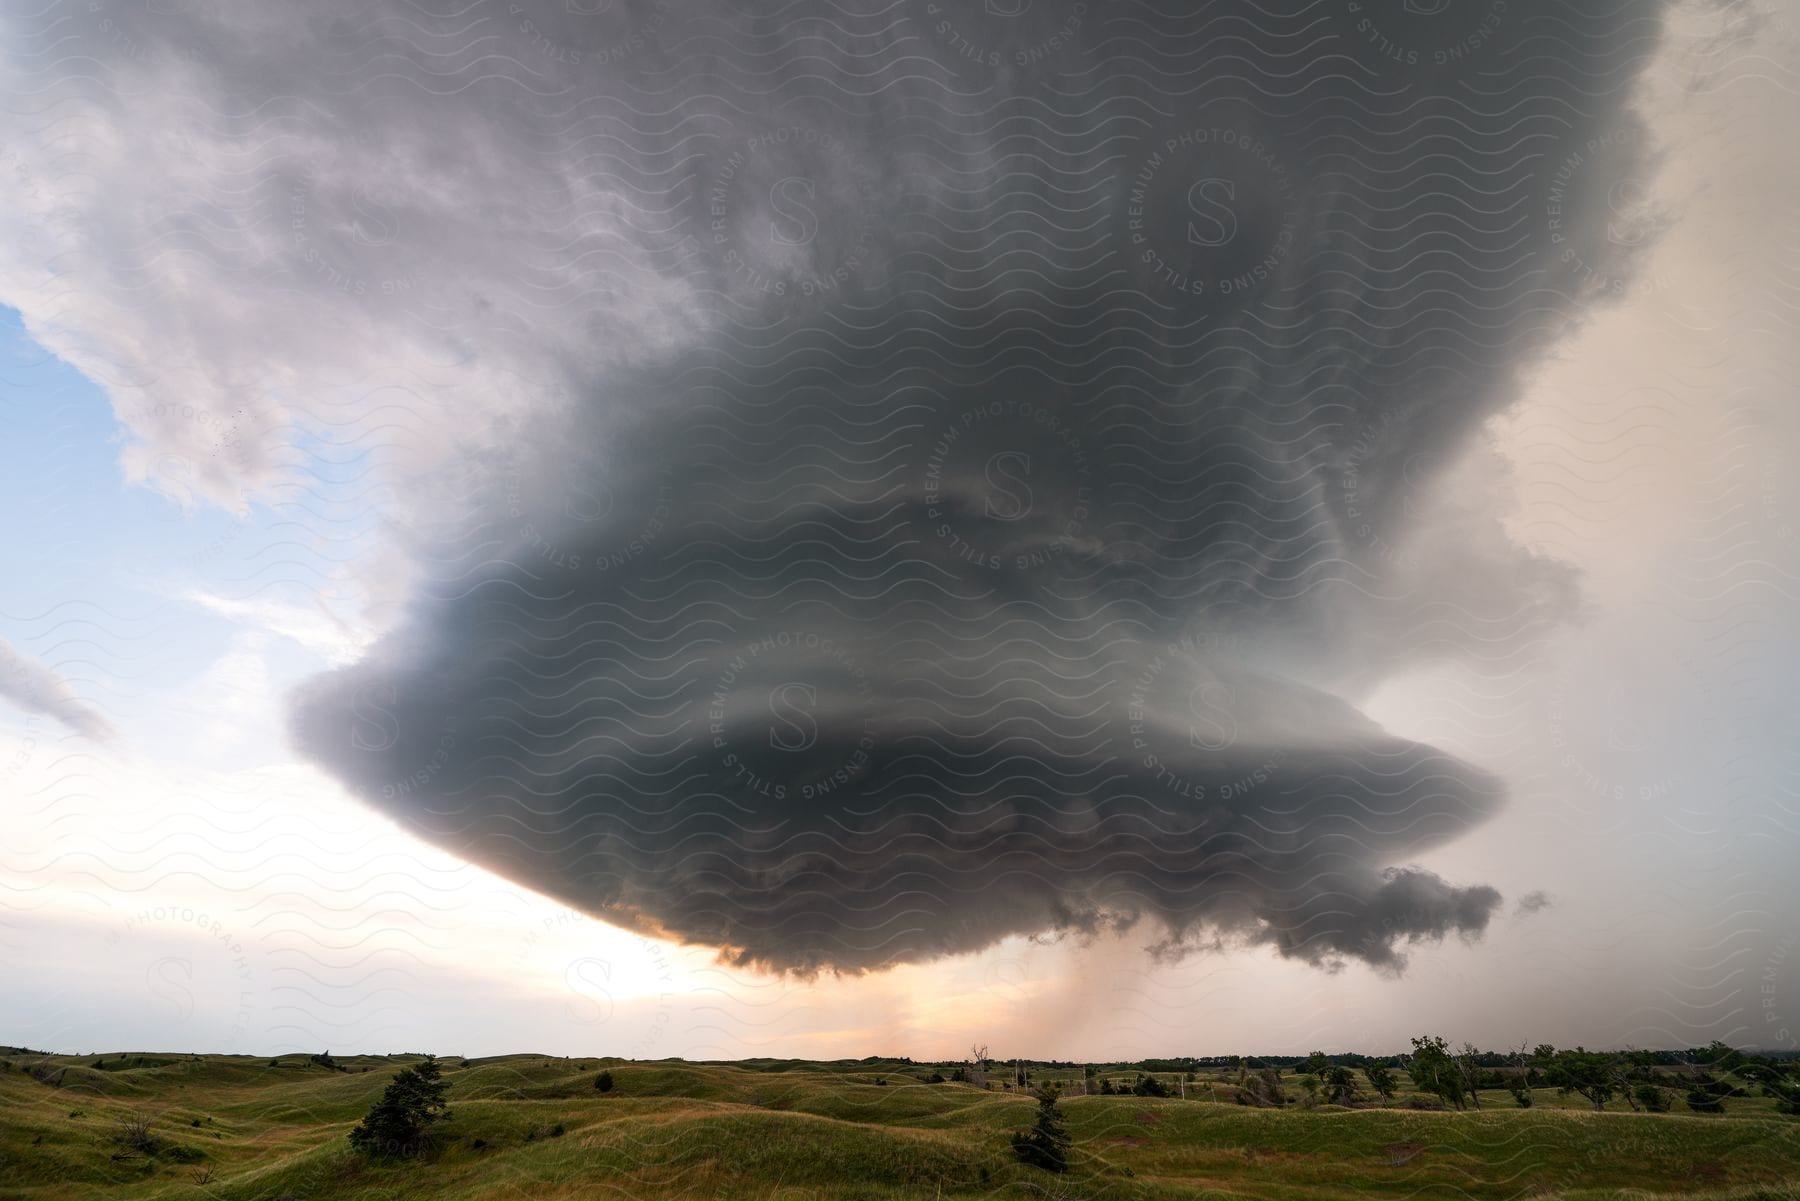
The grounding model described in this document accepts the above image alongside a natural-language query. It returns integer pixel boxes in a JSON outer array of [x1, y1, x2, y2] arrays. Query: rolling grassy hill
[[2, 1050, 1798, 1201]]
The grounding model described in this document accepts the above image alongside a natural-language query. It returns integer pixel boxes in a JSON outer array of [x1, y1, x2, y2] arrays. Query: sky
[[1, 0, 1798, 1062]]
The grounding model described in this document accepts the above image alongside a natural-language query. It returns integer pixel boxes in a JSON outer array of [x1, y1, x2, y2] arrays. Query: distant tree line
[[924, 1038, 1800, 1117], [1392, 1037, 1800, 1115]]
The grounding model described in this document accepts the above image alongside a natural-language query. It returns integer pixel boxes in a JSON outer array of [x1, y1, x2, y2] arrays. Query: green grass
[[0, 1051, 1796, 1201]]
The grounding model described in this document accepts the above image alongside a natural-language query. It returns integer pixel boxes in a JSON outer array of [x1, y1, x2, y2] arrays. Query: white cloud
[[184, 588, 372, 666]]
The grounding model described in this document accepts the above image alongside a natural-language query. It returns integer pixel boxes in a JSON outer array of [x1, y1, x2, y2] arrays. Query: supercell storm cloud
[[231, 0, 1660, 974]]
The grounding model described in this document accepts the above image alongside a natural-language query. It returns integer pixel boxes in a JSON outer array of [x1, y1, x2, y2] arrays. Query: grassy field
[[3, 1050, 1798, 1201]]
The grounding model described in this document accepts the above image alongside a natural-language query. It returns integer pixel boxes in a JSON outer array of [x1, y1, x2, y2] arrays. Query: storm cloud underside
[[2, 0, 1666, 974]]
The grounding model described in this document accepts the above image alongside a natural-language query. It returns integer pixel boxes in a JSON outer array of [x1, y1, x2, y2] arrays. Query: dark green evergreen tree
[[1010, 1083, 1071, 1173], [347, 1055, 452, 1158]]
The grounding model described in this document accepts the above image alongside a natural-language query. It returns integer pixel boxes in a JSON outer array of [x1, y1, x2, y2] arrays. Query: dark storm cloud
[[220, 0, 1659, 973]]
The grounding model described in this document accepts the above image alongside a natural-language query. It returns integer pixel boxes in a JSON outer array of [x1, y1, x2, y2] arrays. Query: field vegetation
[[2, 1043, 1798, 1201]]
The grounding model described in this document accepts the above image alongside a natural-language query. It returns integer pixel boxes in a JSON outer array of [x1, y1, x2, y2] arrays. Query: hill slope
[[2, 1052, 1798, 1201]]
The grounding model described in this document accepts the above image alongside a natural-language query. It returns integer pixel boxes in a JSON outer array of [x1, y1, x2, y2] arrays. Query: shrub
[[1233, 1068, 1285, 1108], [594, 1070, 614, 1093], [1635, 1083, 1670, 1112], [1011, 1084, 1071, 1173], [347, 1055, 453, 1158], [113, 1115, 159, 1156], [1132, 1074, 1170, 1098], [1685, 1087, 1725, 1113]]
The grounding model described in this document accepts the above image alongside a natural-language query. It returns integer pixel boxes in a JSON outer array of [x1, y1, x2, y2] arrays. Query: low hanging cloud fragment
[[0, 640, 116, 742], [0, 0, 1670, 974]]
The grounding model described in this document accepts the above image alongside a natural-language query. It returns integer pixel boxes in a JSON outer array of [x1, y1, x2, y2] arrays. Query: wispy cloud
[[0, 638, 116, 741]]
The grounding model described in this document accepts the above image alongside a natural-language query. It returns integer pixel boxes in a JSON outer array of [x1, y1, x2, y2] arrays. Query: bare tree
[[967, 1043, 990, 1090]]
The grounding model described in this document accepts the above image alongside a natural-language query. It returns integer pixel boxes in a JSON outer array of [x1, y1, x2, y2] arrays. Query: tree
[[1409, 1036, 1467, 1110], [1499, 1042, 1534, 1107], [1455, 1043, 1484, 1110], [1764, 1072, 1800, 1116], [348, 1055, 453, 1158], [594, 1070, 614, 1093], [1322, 1065, 1359, 1106], [1132, 1073, 1171, 1098], [1534, 1046, 1617, 1112], [1507, 1077, 1534, 1107], [1364, 1062, 1397, 1103], [966, 1044, 990, 1090], [1010, 1084, 1071, 1173]]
